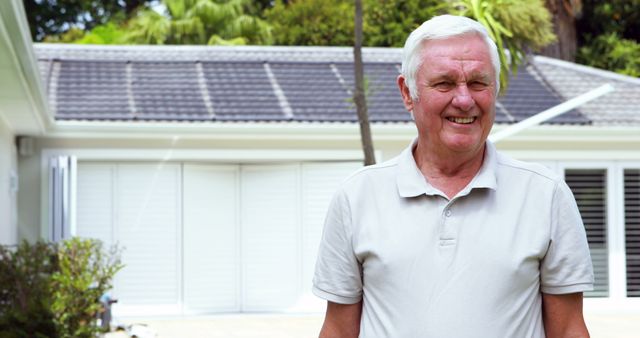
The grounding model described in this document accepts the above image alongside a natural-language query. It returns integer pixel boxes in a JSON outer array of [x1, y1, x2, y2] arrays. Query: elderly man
[[313, 15, 593, 338]]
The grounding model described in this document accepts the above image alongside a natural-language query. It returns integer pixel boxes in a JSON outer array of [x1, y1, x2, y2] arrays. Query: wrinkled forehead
[[417, 35, 495, 76], [419, 34, 491, 58]]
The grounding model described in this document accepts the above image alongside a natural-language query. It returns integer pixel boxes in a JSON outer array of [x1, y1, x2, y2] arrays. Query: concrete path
[[110, 313, 640, 338]]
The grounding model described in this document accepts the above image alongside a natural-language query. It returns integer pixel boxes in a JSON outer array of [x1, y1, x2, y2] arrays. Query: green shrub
[[51, 238, 123, 338], [577, 32, 640, 77], [0, 241, 58, 338], [0, 238, 122, 338]]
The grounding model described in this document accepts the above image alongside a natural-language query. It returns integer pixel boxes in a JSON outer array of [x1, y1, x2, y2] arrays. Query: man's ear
[[397, 75, 414, 112]]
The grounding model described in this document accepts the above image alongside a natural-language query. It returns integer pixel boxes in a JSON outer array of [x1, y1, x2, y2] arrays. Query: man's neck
[[413, 141, 486, 199]]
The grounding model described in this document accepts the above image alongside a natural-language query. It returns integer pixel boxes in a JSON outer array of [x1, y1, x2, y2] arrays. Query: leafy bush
[[265, 0, 448, 47], [51, 238, 123, 338], [577, 32, 640, 77], [0, 241, 58, 338], [0, 238, 122, 338]]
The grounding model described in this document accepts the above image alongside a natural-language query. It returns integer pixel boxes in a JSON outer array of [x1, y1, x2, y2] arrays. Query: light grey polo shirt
[[313, 140, 594, 337]]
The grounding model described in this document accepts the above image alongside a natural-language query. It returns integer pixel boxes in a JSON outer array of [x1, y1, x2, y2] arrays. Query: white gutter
[[0, 0, 52, 135], [489, 84, 615, 143]]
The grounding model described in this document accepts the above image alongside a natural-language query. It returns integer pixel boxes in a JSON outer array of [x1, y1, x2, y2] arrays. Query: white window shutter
[[564, 169, 609, 297], [75, 163, 114, 245], [115, 164, 181, 307], [241, 164, 299, 311], [183, 164, 240, 313], [49, 156, 77, 242], [625, 169, 640, 297]]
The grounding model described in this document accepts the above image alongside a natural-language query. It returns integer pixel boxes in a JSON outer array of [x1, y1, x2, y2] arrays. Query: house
[[0, 0, 50, 245], [2, 0, 640, 316]]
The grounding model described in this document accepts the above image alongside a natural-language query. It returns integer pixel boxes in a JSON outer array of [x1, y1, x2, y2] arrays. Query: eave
[[41, 120, 640, 145], [0, 0, 51, 136]]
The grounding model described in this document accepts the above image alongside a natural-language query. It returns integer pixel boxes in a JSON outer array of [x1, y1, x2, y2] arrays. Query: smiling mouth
[[446, 117, 476, 124]]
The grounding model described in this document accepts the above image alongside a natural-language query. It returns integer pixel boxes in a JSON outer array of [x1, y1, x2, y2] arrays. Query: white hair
[[401, 15, 501, 100]]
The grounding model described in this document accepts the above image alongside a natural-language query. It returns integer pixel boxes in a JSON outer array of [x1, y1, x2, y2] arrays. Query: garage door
[[183, 164, 239, 313], [75, 161, 360, 314], [77, 163, 182, 314]]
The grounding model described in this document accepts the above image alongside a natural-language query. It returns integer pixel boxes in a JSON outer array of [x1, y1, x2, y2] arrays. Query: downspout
[[489, 84, 615, 143]]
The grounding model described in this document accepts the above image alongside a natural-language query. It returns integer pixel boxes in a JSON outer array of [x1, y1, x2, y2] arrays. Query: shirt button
[[445, 209, 452, 217]]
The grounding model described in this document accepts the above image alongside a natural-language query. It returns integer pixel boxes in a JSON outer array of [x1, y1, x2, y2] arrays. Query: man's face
[[400, 34, 497, 156]]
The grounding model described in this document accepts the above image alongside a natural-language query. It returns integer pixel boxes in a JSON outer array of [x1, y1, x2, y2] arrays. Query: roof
[[33, 43, 622, 125], [532, 56, 640, 126]]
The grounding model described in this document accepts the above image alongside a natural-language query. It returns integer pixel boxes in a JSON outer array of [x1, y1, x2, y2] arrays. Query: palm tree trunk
[[353, 0, 376, 166]]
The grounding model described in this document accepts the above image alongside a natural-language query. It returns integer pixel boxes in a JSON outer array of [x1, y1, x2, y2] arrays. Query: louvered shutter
[[625, 169, 640, 297], [115, 164, 181, 306], [76, 164, 113, 245], [564, 169, 608, 297], [241, 164, 300, 311], [183, 164, 240, 313]]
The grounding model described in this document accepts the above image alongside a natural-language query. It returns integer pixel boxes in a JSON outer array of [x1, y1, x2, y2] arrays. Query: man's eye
[[469, 81, 488, 89], [433, 82, 454, 90]]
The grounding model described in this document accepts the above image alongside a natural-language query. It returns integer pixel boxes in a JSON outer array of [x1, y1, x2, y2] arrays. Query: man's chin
[[442, 137, 486, 154]]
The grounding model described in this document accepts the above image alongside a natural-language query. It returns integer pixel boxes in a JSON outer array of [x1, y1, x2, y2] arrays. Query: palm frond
[[170, 17, 205, 44], [208, 34, 247, 46], [123, 10, 171, 44], [228, 15, 273, 45]]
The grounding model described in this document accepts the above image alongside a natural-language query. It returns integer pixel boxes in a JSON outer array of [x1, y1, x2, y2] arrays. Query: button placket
[[439, 203, 456, 246]]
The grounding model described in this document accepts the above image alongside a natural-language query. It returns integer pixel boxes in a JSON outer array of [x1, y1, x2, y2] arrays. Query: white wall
[[0, 118, 17, 245], [16, 142, 40, 242]]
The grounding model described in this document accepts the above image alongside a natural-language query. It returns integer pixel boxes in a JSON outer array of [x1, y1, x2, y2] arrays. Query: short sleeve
[[540, 180, 594, 294], [312, 188, 363, 304]]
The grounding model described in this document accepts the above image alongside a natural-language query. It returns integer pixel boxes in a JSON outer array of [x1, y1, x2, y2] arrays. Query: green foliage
[[124, 9, 174, 44], [266, 0, 448, 47], [42, 27, 87, 43], [577, 0, 640, 43], [73, 23, 131, 45], [122, 0, 273, 45], [265, 0, 448, 47], [574, 0, 640, 76], [51, 238, 123, 338], [265, 0, 355, 46], [24, 0, 147, 41], [242, 0, 283, 17], [0, 241, 58, 338], [365, 0, 450, 47], [454, 0, 556, 92], [577, 32, 640, 77], [489, 0, 556, 50], [0, 238, 122, 338]]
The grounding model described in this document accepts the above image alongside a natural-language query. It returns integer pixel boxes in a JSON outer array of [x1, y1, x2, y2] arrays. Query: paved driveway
[[111, 313, 640, 338]]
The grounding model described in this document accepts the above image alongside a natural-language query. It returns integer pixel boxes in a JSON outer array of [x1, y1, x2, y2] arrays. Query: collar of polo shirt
[[396, 138, 498, 198]]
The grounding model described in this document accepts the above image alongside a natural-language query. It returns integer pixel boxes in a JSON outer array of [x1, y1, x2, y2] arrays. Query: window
[[625, 169, 640, 297], [564, 169, 608, 297]]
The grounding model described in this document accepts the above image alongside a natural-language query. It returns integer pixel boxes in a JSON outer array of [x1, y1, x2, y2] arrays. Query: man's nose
[[452, 84, 474, 111]]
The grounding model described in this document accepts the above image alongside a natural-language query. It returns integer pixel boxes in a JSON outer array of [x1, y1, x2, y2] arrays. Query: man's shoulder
[[332, 156, 399, 196], [495, 151, 560, 184], [339, 156, 401, 190]]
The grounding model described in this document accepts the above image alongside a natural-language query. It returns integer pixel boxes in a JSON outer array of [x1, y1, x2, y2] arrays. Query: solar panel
[[48, 54, 591, 125], [132, 61, 209, 120], [201, 62, 284, 120], [501, 68, 590, 124], [334, 63, 409, 122], [56, 61, 131, 119], [494, 103, 515, 124], [270, 62, 355, 121]]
